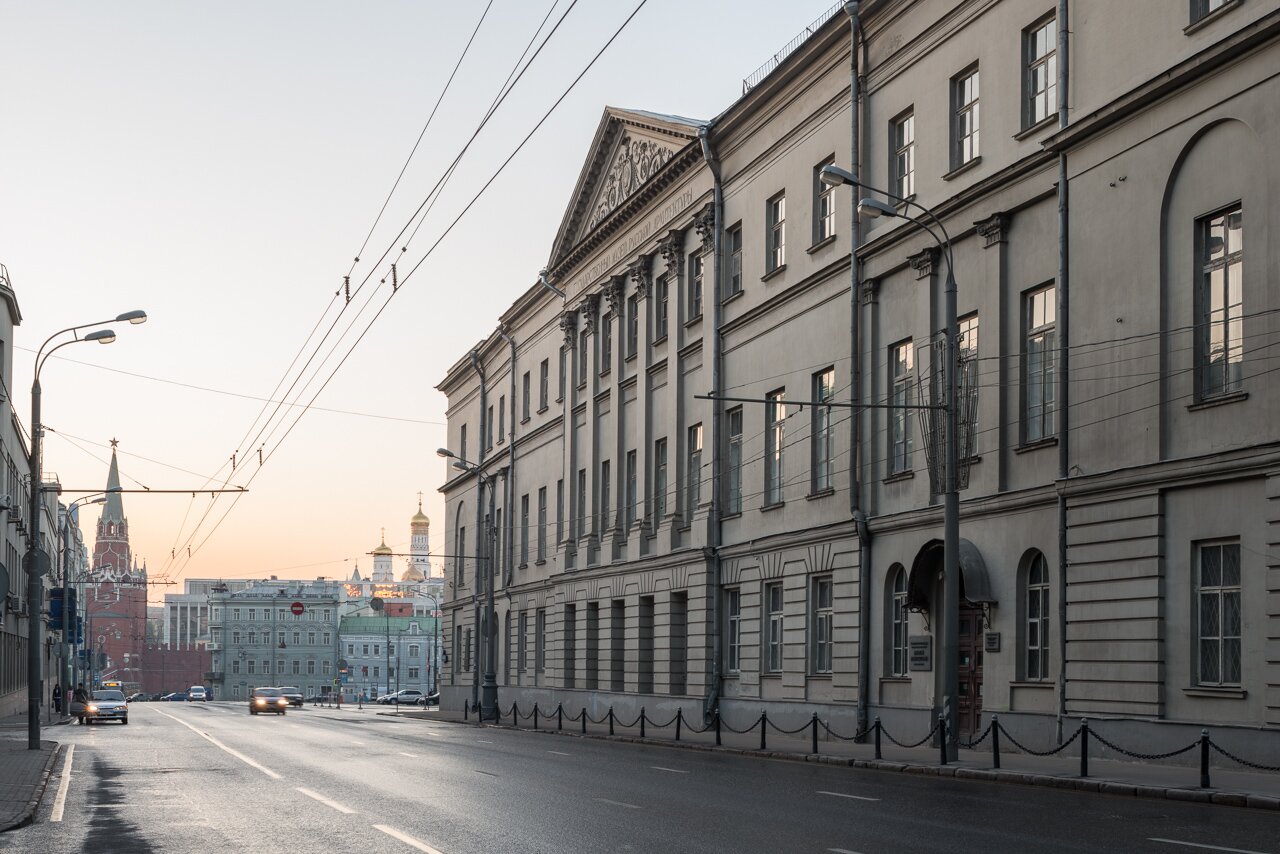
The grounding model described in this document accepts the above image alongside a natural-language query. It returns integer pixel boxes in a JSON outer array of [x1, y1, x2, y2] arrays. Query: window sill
[[1188, 391, 1248, 411], [721, 290, 745, 307], [599, 369, 611, 379], [761, 501, 785, 513], [1185, 0, 1242, 34], [518, 563, 528, 571], [721, 510, 742, 521], [880, 676, 911, 684], [625, 353, 638, 364], [806, 487, 835, 501], [684, 314, 703, 329], [652, 334, 668, 347], [894, 194, 917, 214], [1009, 680, 1054, 689], [723, 672, 740, 681], [761, 672, 782, 680], [807, 235, 837, 255], [761, 264, 787, 283], [520, 417, 530, 425], [883, 470, 914, 484], [555, 396, 564, 405], [808, 673, 833, 680], [533, 558, 546, 567], [537, 406, 549, 415], [942, 156, 982, 182], [1014, 437, 1057, 454], [1183, 686, 1246, 699], [1014, 115, 1057, 141]]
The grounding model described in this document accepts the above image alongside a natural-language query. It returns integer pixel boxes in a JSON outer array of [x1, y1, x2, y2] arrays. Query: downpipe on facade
[[700, 124, 724, 723], [498, 324, 518, 588], [468, 348, 487, 711], [1055, 0, 1070, 745]]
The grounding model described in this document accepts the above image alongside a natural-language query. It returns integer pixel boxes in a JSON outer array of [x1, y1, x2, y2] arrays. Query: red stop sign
[[290, 601, 304, 616]]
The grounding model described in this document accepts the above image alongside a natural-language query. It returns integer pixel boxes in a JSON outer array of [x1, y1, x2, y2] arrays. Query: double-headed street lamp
[[437, 447, 498, 721], [27, 309, 146, 749], [821, 164, 963, 760]]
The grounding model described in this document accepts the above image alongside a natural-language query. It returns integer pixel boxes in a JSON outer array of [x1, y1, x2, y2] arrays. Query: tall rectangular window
[[1024, 285, 1056, 442], [765, 581, 784, 673], [535, 609, 546, 674], [536, 487, 547, 562], [952, 66, 980, 168], [727, 224, 743, 298], [578, 330, 588, 389], [625, 450, 637, 530], [1197, 541, 1241, 686], [626, 294, 639, 356], [766, 194, 786, 273], [655, 275, 669, 341], [686, 424, 702, 525], [1024, 15, 1057, 128], [556, 479, 564, 543], [459, 424, 467, 466], [892, 110, 915, 199], [811, 576, 833, 674], [486, 405, 494, 450], [891, 568, 908, 677], [959, 315, 980, 441], [522, 372, 531, 421], [725, 407, 743, 515], [600, 313, 613, 375], [689, 254, 704, 318], [890, 341, 914, 474], [610, 600, 625, 691], [765, 390, 786, 505], [1025, 553, 1050, 681], [585, 602, 599, 690], [576, 468, 587, 539], [519, 493, 529, 567], [539, 359, 549, 411], [563, 604, 577, 689], [1198, 206, 1243, 398], [815, 159, 836, 243], [812, 368, 835, 492], [725, 589, 741, 673], [599, 459, 611, 533], [517, 611, 527, 673], [497, 396, 505, 443], [1192, 0, 1231, 22], [558, 346, 566, 401], [669, 592, 688, 695], [653, 438, 668, 524]]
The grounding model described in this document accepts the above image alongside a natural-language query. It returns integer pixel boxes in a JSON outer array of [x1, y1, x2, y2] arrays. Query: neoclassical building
[[438, 0, 1280, 759]]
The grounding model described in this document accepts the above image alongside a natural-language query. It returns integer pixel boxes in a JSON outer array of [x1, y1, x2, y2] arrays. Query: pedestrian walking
[[52, 684, 62, 714]]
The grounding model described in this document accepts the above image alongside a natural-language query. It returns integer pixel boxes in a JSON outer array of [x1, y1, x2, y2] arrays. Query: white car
[[81, 689, 129, 725], [187, 686, 208, 702]]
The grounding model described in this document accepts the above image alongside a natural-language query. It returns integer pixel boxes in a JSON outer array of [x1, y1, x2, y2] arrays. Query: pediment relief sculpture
[[586, 135, 676, 232]]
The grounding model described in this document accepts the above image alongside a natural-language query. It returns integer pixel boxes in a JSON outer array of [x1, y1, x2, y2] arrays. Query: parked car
[[127, 693, 146, 702], [378, 690, 424, 705], [160, 692, 188, 702], [278, 686, 304, 707], [414, 692, 441, 707], [81, 689, 129, 725], [249, 687, 288, 715], [187, 686, 208, 702]]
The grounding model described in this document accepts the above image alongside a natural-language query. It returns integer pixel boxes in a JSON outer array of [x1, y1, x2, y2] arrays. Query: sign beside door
[[908, 635, 932, 671]]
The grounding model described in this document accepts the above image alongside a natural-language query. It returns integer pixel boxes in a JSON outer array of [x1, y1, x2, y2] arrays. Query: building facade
[[338, 615, 437, 701], [438, 0, 1280, 759]]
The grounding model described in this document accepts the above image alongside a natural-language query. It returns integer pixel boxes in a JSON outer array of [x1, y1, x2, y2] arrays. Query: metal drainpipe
[[844, 0, 873, 741], [1055, 0, 1071, 743], [468, 348, 487, 711], [497, 325, 518, 587], [699, 125, 724, 721]]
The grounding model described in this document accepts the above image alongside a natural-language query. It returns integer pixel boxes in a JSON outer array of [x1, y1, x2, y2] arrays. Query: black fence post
[[557, 703, 563, 731], [676, 708, 683, 742], [991, 715, 1001, 770], [874, 717, 882, 760], [811, 712, 819, 755], [511, 702, 518, 727], [533, 702, 539, 730], [463, 699, 469, 721], [715, 710, 722, 746], [760, 711, 768, 751], [608, 706, 615, 736], [1080, 718, 1090, 778], [939, 713, 948, 766], [640, 708, 647, 739], [1200, 728, 1211, 789], [581, 707, 587, 735]]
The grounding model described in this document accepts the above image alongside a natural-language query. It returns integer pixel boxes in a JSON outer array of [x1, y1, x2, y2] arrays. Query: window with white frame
[[498, 396, 505, 443], [765, 390, 786, 505], [810, 576, 833, 674], [890, 566, 908, 677], [577, 330, 588, 389], [686, 423, 702, 525], [766, 194, 786, 273], [653, 438, 668, 524], [765, 582, 784, 673], [952, 66, 980, 168], [600, 313, 612, 375], [409, 644, 420, 657], [522, 371, 531, 421], [725, 589, 741, 673], [727, 224, 743, 297], [536, 486, 547, 561], [1024, 14, 1057, 128], [1198, 205, 1243, 399], [625, 450, 637, 530], [815, 158, 836, 243], [1026, 552, 1050, 681], [626, 294, 638, 357], [655, 275, 669, 341], [725, 407, 743, 515], [1191, 0, 1232, 22], [1197, 541, 1241, 686], [689, 254, 704, 319], [232, 659, 241, 674], [812, 368, 835, 492], [1023, 285, 1056, 442], [890, 341, 914, 474], [599, 459, 611, 533], [892, 110, 915, 199], [539, 359, 549, 411], [959, 314, 979, 441], [518, 610, 528, 672], [576, 468, 587, 540], [520, 493, 529, 567]]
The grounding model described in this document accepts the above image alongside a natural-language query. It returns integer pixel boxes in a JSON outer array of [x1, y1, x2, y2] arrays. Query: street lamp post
[[820, 165, 962, 760], [437, 447, 497, 720], [27, 309, 147, 749]]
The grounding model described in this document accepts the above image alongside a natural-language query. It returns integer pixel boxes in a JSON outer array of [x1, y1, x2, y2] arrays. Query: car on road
[[187, 686, 208, 702], [249, 687, 288, 715], [414, 692, 440, 707], [278, 686, 304, 707], [161, 692, 188, 702], [81, 689, 129, 725], [377, 689, 424, 705]]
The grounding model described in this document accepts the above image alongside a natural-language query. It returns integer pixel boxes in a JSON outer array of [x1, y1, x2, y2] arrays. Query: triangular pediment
[[548, 107, 703, 271]]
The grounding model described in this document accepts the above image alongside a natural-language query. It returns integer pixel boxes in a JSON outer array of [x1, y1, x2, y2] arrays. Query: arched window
[[1025, 552, 1050, 681], [453, 503, 467, 588], [885, 564, 909, 677]]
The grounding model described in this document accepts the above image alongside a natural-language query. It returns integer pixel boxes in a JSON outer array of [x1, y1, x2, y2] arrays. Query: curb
[[1, 742, 62, 832], [410, 714, 1279, 812]]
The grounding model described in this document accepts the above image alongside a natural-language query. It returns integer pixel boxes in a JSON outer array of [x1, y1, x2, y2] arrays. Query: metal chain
[[880, 719, 941, 749], [647, 713, 680, 729], [1090, 729, 1198, 761], [959, 720, 994, 749], [616, 712, 643, 729], [1210, 740, 1280, 772], [819, 720, 870, 742], [997, 723, 1081, 756], [767, 717, 814, 735], [721, 716, 761, 735]]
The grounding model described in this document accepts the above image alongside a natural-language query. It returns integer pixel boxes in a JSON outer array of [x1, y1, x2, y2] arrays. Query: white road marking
[[651, 766, 689, 774], [476, 739, 494, 743], [398, 752, 419, 758], [374, 824, 446, 853], [425, 731, 442, 737], [817, 790, 880, 802], [593, 797, 642, 809], [351, 740, 366, 746], [829, 849, 866, 854], [50, 745, 75, 822], [548, 750, 572, 756], [1149, 840, 1273, 854], [295, 787, 355, 814], [149, 707, 281, 779]]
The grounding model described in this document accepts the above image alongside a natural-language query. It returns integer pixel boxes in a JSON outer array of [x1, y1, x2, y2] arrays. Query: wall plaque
[[908, 635, 932, 672]]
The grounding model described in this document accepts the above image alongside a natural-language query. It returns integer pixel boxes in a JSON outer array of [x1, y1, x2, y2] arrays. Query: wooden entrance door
[[957, 603, 985, 739]]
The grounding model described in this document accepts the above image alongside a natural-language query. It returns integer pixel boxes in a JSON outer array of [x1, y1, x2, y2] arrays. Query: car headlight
[[255, 698, 266, 705], [87, 705, 98, 713], [277, 699, 287, 705]]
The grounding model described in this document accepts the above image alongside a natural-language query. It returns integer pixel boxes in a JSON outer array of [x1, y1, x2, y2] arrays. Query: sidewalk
[[377, 705, 1280, 811], [0, 712, 66, 831]]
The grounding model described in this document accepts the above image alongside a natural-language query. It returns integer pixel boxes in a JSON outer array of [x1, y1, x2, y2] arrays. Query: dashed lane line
[[50, 745, 74, 822], [296, 787, 356, 814], [593, 797, 642, 810], [548, 750, 572, 756], [828, 849, 866, 854], [651, 766, 689, 774], [1149, 840, 1273, 854], [374, 824, 446, 854], [399, 752, 419, 758], [149, 707, 281, 779], [817, 791, 880, 802]]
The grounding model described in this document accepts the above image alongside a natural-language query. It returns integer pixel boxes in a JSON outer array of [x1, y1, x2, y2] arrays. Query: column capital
[[907, 245, 940, 280], [558, 310, 578, 346], [657, 229, 684, 279], [579, 293, 600, 335], [693, 203, 715, 253], [628, 256, 652, 300], [604, 276, 626, 316], [974, 211, 1010, 247]]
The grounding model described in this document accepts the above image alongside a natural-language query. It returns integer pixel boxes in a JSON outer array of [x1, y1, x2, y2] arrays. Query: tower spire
[[102, 440, 125, 522]]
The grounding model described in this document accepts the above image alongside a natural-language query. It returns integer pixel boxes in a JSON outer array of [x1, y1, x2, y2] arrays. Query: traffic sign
[[290, 601, 304, 616]]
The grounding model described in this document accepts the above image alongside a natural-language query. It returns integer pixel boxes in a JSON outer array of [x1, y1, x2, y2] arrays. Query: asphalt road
[[3, 702, 1277, 854]]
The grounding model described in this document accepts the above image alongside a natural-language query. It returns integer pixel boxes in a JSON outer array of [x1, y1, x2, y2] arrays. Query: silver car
[[82, 689, 129, 725]]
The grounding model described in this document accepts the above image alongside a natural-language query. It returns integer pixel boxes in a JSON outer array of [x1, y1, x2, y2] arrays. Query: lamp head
[[819, 164, 857, 188], [451, 461, 470, 473], [857, 198, 898, 220], [116, 310, 148, 325], [86, 329, 117, 344], [435, 448, 455, 459]]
